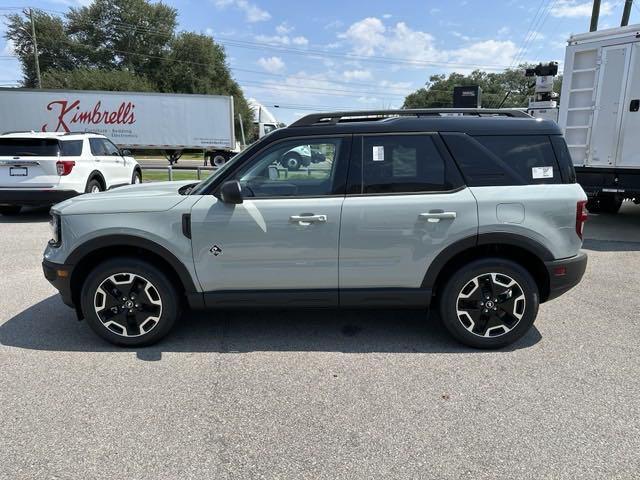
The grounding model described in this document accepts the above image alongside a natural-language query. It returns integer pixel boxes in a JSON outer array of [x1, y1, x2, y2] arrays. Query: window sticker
[[372, 145, 385, 162], [532, 166, 553, 179]]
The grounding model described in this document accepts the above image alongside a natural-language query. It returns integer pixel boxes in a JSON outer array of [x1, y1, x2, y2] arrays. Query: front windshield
[[189, 151, 244, 195]]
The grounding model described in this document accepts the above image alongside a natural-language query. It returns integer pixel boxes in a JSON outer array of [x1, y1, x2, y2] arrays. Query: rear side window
[[89, 138, 105, 156], [474, 135, 561, 185], [60, 140, 83, 157], [442, 133, 564, 186], [355, 134, 462, 194], [0, 138, 59, 157]]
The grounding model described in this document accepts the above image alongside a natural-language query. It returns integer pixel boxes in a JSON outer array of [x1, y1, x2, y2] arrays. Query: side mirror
[[219, 180, 243, 204], [121, 149, 132, 156]]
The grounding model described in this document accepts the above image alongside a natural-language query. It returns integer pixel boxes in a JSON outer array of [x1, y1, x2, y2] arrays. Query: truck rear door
[[616, 42, 640, 169], [0, 138, 61, 189], [589, 44, 631, 167]]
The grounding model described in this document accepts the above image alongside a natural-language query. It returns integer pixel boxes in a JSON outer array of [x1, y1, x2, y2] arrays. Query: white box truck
[[0, 88, 240, 165], [559, 24, 640, 213]]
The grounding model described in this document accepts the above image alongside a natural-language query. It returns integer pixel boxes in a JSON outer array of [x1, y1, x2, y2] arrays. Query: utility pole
[[621, 0, 634, 27], [28, 8, 42, 88], [590, 0, 601, 32]]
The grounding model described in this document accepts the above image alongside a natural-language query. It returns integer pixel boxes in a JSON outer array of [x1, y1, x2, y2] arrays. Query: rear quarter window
[[60, 140, 83, 157], [474, 135, 561, 185]]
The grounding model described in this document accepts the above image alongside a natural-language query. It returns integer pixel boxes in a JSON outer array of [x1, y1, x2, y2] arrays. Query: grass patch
[[142, 170, 212, 182]]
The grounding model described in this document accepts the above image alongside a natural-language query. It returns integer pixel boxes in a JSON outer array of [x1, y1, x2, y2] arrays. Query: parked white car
[[0, 131, 141, 215]]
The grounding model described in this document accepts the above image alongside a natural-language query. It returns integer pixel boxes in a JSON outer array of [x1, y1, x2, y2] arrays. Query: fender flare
[[86, 170, 107, 190], [421, 232, 553, 289], [66, 234, 198, 294]]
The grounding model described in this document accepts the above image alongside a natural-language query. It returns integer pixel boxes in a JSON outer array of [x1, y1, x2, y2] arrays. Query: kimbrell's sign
[[43, 100, 137, 132]]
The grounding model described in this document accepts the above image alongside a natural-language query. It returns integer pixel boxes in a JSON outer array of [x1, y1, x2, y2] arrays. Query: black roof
[[280, 109, 561, 137]]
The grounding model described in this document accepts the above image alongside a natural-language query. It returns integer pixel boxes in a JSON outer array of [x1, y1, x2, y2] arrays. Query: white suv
[[0, 131, 141, 215]]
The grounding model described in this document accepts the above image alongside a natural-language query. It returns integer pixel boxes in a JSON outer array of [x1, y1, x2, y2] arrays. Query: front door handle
[[419, 211, 457, 222], [290, 214, 327, 225]]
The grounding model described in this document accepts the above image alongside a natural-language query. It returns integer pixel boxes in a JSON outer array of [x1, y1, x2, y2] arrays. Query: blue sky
[[2, 0, 640, 123]]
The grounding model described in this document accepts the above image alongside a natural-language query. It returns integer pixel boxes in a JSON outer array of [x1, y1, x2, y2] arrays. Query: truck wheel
[[0, 205, 21, 216], [586, 194, 622, 214], [599, 195, 622, 214], [281, 152, 302, 171], [439, 258, 539, 349], [212, 154, 227, 167], [85, 178, 103, 194], [80, 258, 179, 347]]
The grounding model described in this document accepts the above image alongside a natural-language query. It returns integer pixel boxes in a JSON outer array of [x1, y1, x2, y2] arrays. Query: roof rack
[[290, 108, 531, 127]]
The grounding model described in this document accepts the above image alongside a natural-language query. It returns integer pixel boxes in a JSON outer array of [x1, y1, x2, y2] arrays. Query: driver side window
[[232, 137, 342, 198]]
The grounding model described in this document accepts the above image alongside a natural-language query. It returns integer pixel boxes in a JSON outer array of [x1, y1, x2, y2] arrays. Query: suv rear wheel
[[0, 205, 21, 216], [85, 178, 103, 194], [80, 258, 179, 347], [439, 258, 539, 349]]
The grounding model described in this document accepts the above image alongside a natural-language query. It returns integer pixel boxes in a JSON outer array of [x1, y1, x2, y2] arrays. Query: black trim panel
[[477, 232, 554, 261], [544, 252, 587, 301], [421, 236, 477, 289], [340, 288, 431, 308], [204, 289, 339, 308], [0, 189, 78, 206], [42, 259, 74, 308], [65, 234, 199, 294]]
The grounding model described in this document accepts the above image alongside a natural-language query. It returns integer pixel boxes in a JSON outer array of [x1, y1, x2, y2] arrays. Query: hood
[[53, 180, 198, 215]]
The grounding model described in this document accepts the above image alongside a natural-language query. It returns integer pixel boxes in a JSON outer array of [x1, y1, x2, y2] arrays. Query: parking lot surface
[[1, 203, 639, 479]]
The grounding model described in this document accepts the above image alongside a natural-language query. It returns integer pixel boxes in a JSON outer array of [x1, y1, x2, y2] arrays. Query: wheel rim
[[456, 272, 526, 338], [213, 156, 226, 167], [286, 157, 299, 169], [134, 175, 141, 184], [91, 184, 101, 193], [94, 273, 163, 337]]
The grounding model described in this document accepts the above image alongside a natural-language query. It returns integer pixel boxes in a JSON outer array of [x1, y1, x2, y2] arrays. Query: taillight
[[56, 160, 75, 176], [576, 200, 588, 239]]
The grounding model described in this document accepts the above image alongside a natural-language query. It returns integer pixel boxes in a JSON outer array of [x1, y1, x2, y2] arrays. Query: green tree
[[403, 65, 563, 109], [42, 68, 154, 91], [4, 10, 75, 88], [65, 0, 177, 77]]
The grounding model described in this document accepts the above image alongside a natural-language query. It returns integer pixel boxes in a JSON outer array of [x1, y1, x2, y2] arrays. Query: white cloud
[[497, 26, 510, 36], [257, 56, 285, 73], [340, 17, 518, 70], [291, 36, 308, 46], [276, 22, 293, 35], [343, 69, 372, 81], [382, 14, 393, 19], [255, 33, 308, 46], [551, 0, 614, 18], [214, 0, 271, 22]]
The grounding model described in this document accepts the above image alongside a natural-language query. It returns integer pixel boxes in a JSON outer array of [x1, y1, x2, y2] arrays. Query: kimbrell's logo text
[[42, 99, 136, 132]]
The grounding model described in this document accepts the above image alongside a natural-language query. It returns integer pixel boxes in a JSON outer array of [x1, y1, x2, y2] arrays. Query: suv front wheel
[[80, 258, 179, 347], [439, 258, 539, 349]]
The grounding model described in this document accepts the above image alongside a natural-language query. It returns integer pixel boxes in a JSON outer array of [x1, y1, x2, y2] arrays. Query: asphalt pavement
[[1, 202, 639, 479]]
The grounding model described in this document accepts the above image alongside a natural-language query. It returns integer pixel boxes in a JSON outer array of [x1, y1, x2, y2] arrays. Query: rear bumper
[[0, 189, 78, 206], [544, 251, 588, 302], [42, 259, 75, 308]]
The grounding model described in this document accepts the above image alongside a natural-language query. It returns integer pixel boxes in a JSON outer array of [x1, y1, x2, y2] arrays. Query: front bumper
[[0, 189, 78, 206], [544, 252, 588, 302], [42, 259, 75, 309]]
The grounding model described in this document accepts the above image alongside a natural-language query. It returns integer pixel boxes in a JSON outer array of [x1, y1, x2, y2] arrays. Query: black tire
[[80, 258, 180, 347], [131, 169, 142, 185], [439, 258, 539, 349], [586, 194, 622, 214], [0, 205, 21, 216], [281, 152, 302, 171], [85, 178, 103, 194]]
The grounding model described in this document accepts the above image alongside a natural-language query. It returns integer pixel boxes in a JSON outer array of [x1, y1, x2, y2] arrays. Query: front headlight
[[49, 213, 61, 247]]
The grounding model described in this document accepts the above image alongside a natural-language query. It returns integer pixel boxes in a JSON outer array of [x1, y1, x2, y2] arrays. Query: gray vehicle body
[[43, 110, 587, 315]]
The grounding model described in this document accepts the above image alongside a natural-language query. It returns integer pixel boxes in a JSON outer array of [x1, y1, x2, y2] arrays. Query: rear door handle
[[290, 214, 327, 225], [630, 99, 639, 112], [419, 211, 457, 222]]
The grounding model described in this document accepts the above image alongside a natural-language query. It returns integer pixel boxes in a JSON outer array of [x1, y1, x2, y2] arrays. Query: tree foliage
[[403, 66, 563, 109], [4, 0, 255, 141]]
